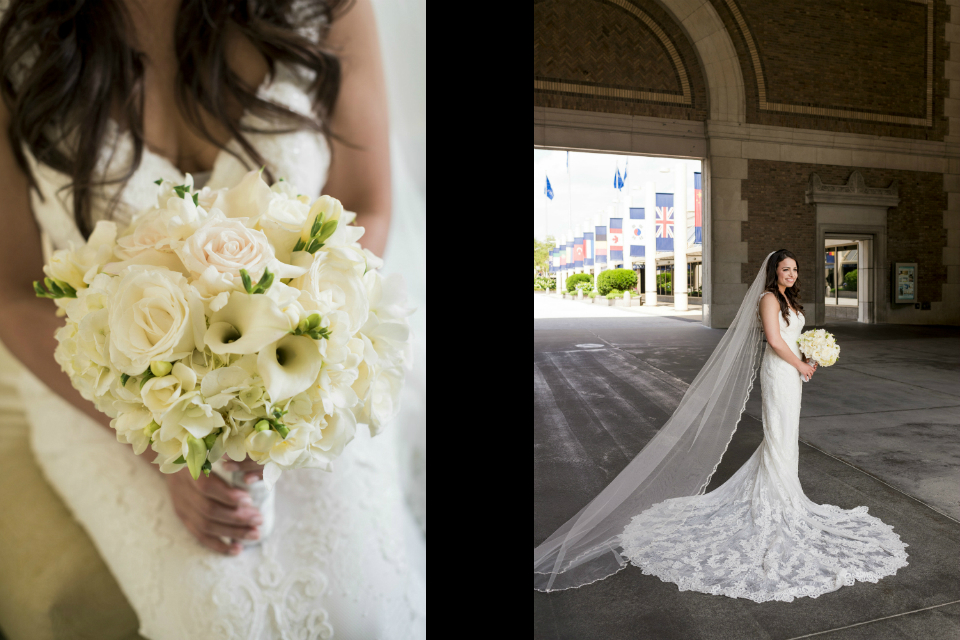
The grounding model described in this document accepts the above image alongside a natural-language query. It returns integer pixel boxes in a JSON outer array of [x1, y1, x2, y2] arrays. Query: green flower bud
[[150, 361, 173, 377], [255, 420, 271, 432], [185, 435, 207, 480]]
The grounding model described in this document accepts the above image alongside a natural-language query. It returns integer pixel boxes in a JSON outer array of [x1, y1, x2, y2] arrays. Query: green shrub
[[589, 291, 598, 298], [843, 269, 858, 291], [605, 290, 621, 299], [534, 276, 556, 290], [534, 285, 543, 291], [656, 272, 673, 294], [575, 281, 594, 294], [566, 273, 594, 292], [597, 269, 637, 295]]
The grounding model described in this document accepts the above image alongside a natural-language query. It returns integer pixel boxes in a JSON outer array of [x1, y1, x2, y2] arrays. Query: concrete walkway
[[534, 294, 960, 640]]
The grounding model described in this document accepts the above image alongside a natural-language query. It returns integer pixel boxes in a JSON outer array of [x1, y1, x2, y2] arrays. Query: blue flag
[[614, 167, 623, 191], [544, 176, 554, 200], [623, 159, 628, 183]]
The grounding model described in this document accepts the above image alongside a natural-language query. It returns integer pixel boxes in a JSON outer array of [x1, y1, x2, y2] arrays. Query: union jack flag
[[655, 193, 675, 251], [655, 206, 674, 239]]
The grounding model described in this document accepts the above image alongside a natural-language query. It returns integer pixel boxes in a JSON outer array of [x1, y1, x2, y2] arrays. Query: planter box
[[606, 298, 616, 306]]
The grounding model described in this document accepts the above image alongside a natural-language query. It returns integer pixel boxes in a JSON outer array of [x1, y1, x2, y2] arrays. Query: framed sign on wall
[[893, 262, 917, 304]]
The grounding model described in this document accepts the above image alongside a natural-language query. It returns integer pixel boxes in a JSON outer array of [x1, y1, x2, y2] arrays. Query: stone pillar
[[644, 181, 657, 306], [674, 170, 688, 311]]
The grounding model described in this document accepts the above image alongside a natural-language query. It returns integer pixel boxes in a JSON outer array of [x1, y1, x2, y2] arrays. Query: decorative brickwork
[[533, 0, 708, 120], [709, 0, 950, 140], [741, 161, 947, 303]]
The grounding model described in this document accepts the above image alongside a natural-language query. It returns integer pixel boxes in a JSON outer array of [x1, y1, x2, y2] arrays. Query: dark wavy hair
[[763, 249, 803, 326], [0, 0, 350, 239]]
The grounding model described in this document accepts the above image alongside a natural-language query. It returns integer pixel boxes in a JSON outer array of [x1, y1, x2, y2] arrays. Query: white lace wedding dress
[[618, 292, 908, 602], [13, 57, 426, 639]]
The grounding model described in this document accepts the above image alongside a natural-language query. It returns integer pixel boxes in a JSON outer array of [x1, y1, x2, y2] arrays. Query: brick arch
[[659, 0, 745, 123]]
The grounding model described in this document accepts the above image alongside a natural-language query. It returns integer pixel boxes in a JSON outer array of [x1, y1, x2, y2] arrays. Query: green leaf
[[154, 178, 163, 185], [274, 423, 289, 439], [56, 280, 77, 297], [306, 238, 321, 254], [120, 373, 130, 387], [185, 434, 207, 480], [33, 281, 48, 298], [192, 193, 198, 206], [173, 455, 186, 464], [292, 238, 305, 252]]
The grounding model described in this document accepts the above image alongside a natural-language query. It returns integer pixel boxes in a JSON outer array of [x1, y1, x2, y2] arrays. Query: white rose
[[108, 267, 202, 375], [290, 246, 369, 335], [177, 214, 275, 280]]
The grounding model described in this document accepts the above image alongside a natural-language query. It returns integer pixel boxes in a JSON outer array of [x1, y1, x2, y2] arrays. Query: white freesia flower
[[141, 362, 197, 415], [159, 390, 225, 441], [44, 220, 117, 290], [205, 292, 291, 355], [258, 334, 322, 403], [112, 408, 155, 455], [108, 267, 202, 375]]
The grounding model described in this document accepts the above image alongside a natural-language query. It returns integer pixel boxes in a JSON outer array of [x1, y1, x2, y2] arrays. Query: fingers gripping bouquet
[[35, 169, 412, 489], [796, 328, 840, 375]]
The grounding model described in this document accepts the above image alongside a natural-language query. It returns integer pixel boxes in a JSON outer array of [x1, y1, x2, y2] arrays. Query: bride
[[534, 249, 908, 602], [0, 0, 424, 638]]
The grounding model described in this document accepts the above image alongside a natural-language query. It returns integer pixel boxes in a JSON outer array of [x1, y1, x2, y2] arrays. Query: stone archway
[[659, 0, 745, 124]]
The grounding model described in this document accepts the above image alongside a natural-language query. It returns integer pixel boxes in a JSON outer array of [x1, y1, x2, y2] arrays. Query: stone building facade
[[534, 0, 959, 327]]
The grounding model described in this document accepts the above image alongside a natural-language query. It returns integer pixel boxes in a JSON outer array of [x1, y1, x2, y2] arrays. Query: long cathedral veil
[[534, 250, 777, 591]]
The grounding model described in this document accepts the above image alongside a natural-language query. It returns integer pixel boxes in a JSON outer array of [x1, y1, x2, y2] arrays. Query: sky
[[533, 150, 702, 243]]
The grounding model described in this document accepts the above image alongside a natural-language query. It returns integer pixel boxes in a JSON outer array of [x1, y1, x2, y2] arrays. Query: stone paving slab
[[534, 294, 960, 640]]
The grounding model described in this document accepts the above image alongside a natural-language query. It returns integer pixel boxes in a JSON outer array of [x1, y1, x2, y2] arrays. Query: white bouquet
[[35, 169, 411, 490], [796, 328, 840, 368]]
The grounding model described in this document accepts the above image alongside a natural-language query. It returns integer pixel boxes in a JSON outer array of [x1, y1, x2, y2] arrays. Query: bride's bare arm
[[760, 294, 815, 379], [321, 0, 392, 257], [0, 99, 115, 432], [0, 100, 260, 554]]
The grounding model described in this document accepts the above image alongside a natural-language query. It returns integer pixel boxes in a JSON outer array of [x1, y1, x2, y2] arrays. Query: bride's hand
[[163, 469, 263, 555], [218, 456, 265, 484], [797, 361, 816, 381]]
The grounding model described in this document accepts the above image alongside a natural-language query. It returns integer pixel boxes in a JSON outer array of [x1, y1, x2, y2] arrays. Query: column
[[644, 181, 657, 306], [674, 170, 688, 311]]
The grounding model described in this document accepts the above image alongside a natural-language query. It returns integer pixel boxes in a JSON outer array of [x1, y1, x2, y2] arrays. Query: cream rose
[[108, 267, 201, 375], [177, 214, 275, 279]]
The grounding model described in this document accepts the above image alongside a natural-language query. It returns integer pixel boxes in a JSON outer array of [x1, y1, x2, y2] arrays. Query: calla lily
[[205, 292, 291, 355], [258, 334, 322, 402]]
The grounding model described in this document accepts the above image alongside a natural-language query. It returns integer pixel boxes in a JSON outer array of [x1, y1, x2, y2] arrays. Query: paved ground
[[533, 293, 960, 640]]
